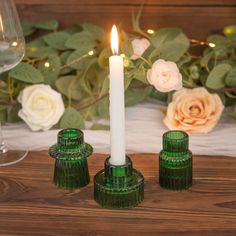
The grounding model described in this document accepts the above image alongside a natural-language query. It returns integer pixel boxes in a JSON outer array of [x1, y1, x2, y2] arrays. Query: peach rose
[[147, 59, 182, 92], [131, 38, 150, 60], [164, 87, 224, 133]]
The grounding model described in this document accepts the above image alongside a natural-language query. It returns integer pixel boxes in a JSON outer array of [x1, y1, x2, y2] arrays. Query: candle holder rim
[[163, 130, 189, 142], [49, 143, 93, 160], [58, 128, 83, 140]]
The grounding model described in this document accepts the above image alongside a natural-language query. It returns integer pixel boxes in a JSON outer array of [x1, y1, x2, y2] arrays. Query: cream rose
[[131, 38, 150, 60], [147, 59, 182, 92], [164, 87, 224, 133], [18, 84, 65, 131]]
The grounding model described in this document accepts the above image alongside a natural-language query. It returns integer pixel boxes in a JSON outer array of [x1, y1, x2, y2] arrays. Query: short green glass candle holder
[[49, 128, 93, 189], [94, 156, 144, 209], [159, 130, 192, 190]]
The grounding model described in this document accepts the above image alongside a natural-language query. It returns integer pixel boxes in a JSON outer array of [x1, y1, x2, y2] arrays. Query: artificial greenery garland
[[0, 12, 236, 130]]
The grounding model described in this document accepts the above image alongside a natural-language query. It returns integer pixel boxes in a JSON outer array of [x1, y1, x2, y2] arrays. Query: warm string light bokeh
[[26, 27, 216, 70], [146, 28, 216, 48]]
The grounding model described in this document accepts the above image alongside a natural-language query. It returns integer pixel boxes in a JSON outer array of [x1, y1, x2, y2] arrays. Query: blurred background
[[15, 0, 236, 39]]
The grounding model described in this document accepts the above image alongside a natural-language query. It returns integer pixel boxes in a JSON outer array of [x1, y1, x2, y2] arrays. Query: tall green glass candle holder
[[94, 156, 144, 209], [49, 128, 93, 190], [159, 130, 192, 190]]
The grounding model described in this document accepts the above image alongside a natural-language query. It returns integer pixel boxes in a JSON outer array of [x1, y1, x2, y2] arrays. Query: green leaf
[[82, 23, 106, 43], [200, 51, 214, 68], [59, 107, 85, 129], [7, 103, 21, 123], [91, 123, 110, 130], [0, 72, 8, 81], [21, 21, 36, 36], [125, 86, 152, 106], [64, 25, 83, 35], [34, 20, 59, 30], [0, 106, 7, 124], [132, 70, 148, 84], [206, 63, 232, 89], [121, 40, 134, 58], [225, 67, 236, 87], [79, 58, 98, 94], [124, 75, 133, 90], [9, 62, 44, 84], [132, 5, 147, 37], [98, 47, 111, 68], [177, 55, 192, 67], [60, 51, 74, 75], [60, 51, 72, 64], [207, 35, 229, 51], [217, 92, 226, 106], [66, 49, 91, 70], [0, 90, 9, 104], [225, 91, 236, 99], [38, 56, 61, 85], [43, 31, 71, 50], [97, 97, 109, 118], [26, 46, 57, 58], [26, 37, 46, 49], [65, 32, 96, 51], [151, 90, 168, 102], [151, 28, 190, 62], [100, 77, 109, 97], [225, 96, 235, 107], [55, 75, 84, 100]]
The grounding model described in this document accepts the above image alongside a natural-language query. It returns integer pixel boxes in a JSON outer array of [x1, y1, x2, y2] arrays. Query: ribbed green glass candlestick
[[159, 130, 192, 190], [94, 156, 144, 209], [49, 129, 93, 189]]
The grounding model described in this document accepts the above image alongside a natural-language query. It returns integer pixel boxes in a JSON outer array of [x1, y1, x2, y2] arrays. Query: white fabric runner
[[1, 102, 236, 157]]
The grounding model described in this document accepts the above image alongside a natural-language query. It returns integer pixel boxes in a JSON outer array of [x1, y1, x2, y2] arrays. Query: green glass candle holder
[[49, 128, 93, 189], [159, 130, 192, 190], [94, 156, 144, 209]]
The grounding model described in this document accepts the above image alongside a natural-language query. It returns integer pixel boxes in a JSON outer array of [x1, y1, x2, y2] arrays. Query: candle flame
[[111, 25, 119, 55]]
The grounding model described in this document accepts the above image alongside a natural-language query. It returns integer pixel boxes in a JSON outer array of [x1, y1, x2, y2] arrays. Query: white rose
[[18, 84, 65, 131], [131, 38, 150, 60], [147, 59, 182, 92]]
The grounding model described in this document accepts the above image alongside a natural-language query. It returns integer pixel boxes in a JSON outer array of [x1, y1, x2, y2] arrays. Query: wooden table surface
[[0, 151, 236, 236]]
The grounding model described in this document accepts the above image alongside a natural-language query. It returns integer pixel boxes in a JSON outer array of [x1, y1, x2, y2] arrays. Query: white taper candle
[[109, 25, 126, 166]]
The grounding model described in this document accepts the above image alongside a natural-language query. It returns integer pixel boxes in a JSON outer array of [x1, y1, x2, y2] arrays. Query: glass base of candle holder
[[49, 128, 93, 190], [52, 157, 90, 189], [159, 155, 192, 191], [159, 130, 193, 191], [94, 156, 144, 209]]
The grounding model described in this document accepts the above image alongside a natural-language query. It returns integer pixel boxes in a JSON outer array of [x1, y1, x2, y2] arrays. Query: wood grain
[[0, 151, 235, 235], [15, 0, 236, 39], [14, 0, 236, 6]]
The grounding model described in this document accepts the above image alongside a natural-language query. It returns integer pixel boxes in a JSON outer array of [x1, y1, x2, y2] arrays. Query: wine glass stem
[[0, 122, 7, 154]]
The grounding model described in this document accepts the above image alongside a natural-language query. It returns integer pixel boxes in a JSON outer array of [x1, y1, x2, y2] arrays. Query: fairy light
[[44, 62, 50, 68], [147, 29, 154, 34], [12, 41, 18, 47], [208, 42, 216, 48], [88, 50, 94, 56], [120, 53, 126, 58], [190, 39, 216, 48]]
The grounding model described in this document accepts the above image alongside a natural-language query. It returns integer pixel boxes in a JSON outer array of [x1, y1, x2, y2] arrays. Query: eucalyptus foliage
[[0, 18, 236, 129]]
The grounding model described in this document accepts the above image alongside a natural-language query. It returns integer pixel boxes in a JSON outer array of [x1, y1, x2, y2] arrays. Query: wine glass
[[0, 0, 28, 166]]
